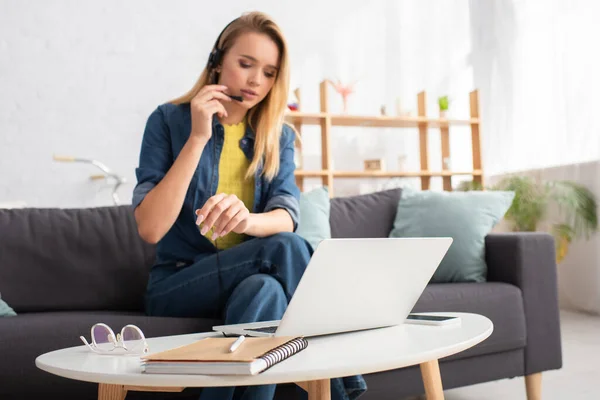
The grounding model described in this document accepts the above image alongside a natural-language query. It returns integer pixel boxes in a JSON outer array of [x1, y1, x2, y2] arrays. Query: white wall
[[3, 0, 597, 208], [470, 0, 600, 176], [0, 0, 475, 207]]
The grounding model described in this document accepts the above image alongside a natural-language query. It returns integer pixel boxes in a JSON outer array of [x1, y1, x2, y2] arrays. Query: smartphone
[[405, 314, 461, 326]]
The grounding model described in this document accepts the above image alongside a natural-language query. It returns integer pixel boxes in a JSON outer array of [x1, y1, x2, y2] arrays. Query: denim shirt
[[132, 103, 300, 266]]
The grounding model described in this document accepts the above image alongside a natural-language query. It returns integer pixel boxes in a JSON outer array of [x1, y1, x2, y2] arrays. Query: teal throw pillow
[[0, 294, 16, 317], [296, 186, 331, 251], [389, 189, 515, 283]]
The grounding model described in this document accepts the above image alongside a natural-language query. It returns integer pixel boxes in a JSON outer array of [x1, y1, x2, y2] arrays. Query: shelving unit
[[284, 81, 483, 197]]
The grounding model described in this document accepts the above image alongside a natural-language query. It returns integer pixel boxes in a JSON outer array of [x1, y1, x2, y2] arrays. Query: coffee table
[[36, 312, 493, 400]]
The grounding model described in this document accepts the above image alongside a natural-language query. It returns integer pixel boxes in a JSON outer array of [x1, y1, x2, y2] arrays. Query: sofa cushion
[[296, 186, 331, 251], [389, 189, 514, 283], [412, 282, 527, 361], [0, 310, 219, 345], [0, 206, 156, 313], [330, 188, 402, 238], [0, 295, 16, 317]]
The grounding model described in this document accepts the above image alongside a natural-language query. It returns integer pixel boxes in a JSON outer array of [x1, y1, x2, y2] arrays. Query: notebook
[[141, 336, 308, 375]]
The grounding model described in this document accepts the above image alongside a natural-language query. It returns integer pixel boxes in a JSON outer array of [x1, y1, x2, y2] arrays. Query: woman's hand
[[189, 85, 232, 142], [195, 193, 252, 240]]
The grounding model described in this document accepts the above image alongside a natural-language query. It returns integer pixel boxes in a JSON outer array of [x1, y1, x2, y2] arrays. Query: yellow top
[[204, 120, 255, 250]]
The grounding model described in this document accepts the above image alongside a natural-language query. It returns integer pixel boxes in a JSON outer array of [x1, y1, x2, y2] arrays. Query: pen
[[229, 335, 246, 353]]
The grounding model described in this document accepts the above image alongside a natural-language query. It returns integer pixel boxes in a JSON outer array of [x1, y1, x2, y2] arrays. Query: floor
[[403, 310, 600, 400]]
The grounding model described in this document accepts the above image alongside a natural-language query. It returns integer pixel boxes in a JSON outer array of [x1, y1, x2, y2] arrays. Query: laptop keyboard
[[246, 326, 278, 333]]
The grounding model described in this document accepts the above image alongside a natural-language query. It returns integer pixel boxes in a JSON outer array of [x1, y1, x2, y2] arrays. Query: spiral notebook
[[141, 336, 308, 375]]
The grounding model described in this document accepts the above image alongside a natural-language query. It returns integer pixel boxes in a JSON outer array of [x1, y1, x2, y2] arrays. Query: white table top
[[36, 312, 493, 388]]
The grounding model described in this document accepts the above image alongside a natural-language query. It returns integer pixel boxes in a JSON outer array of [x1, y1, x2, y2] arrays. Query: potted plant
[[438, 96, 450, 118], [456, 175, 598, 263]]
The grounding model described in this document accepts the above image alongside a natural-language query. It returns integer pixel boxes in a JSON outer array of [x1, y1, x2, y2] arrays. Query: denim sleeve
[[264, 124, 301, 231], [132, 106, 173, 210]]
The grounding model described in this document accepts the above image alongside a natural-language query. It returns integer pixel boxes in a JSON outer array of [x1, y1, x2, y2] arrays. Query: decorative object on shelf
[[395, 97, 402, 116], [395, 98, 412, 117], [327, 79, 358, 114], [364, 159, 385, 172], [53, 155, 126, 205], [287, 87, 300, 111], [456, 175, 599, 263], [438, 95, 450, 118], [443, 157, 452, 170], [380, 105, 387, 116], [397, 154, 407, 171]]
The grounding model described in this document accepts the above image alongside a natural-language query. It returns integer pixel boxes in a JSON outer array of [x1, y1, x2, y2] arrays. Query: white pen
[[229, 335, 246, 353]]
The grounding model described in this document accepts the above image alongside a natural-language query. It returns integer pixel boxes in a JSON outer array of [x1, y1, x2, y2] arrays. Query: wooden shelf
[[428, 118, 479, 128], [294, 170, 331, 177], [284, 112, 327, 125], [288, 81, 483, 196], [330, 115, 478, 128], [284, 112, 479, 128], [294, 170, 482, 178], [331, 115, 421, 128]]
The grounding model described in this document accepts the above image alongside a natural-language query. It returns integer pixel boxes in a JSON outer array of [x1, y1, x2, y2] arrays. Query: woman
[[133, 11, 366, 400]]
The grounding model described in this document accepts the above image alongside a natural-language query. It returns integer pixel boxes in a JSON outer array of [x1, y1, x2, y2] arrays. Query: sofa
[[0, 188, 562, 400]]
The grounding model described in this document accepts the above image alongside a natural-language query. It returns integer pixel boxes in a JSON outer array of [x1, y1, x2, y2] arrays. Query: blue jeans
[[145, 232, 367, 400]]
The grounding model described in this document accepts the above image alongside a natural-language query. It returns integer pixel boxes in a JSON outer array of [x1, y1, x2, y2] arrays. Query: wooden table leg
[[296, 379, 331, 400], [420, 359, 445, 400], [98, 384, 127, 400], [308, 379, 331, 400]]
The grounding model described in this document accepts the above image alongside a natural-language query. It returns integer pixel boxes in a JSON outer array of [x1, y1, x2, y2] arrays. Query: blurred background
[[1, 1, 599, 397]]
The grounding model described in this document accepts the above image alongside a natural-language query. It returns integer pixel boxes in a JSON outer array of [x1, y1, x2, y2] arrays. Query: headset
[[207, 17, 243, 103], [207, 18, 239, 70]]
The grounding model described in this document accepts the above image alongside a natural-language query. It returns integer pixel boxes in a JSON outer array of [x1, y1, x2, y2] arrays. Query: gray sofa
[[0, 188, 562, 400]]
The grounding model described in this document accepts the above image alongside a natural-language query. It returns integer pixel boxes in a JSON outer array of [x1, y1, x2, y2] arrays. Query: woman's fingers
[[220, 208, 250, 237], [196, 193, 227, 230], [197, 88, 232, 105], [212, 202, 244, 237], [199, 194, 239, 237], [191, 84, 225, 104], [197, 84, 228, 96], [196, 194, 248, 240], [204, 100, 228, 118]]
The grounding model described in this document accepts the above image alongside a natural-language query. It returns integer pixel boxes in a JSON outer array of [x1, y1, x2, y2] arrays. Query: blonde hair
[[170, 11, 292, 182]]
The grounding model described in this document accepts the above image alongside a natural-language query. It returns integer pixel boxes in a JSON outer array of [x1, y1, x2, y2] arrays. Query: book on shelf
[[141, 336, 308, 375]]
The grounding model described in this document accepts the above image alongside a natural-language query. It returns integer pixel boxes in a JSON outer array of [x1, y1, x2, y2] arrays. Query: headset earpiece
[[207, 48, 223, 69], [207, 18, 239, 70]]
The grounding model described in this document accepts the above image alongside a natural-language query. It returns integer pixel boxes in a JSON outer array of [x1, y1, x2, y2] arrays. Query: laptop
[[212, 237, 452, 338]]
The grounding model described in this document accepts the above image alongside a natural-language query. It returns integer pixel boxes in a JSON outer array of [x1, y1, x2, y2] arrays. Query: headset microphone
[[227, 94, 243, 102]]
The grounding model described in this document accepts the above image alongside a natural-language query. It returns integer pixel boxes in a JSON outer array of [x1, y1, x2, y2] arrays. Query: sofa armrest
[[485, 232, 563, 374]]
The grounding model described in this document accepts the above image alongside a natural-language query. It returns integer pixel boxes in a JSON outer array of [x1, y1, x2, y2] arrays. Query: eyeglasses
[[79, 323, 149, 355]]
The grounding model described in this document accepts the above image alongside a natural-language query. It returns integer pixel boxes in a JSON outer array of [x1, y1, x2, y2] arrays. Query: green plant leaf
[[488, 175, 598, 242], [455, 180, 484, 191], [552, 223, 575, 242], [549, 180, 598, 239], [438, 96, 449, 111], [491, 175, 548, 232]]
